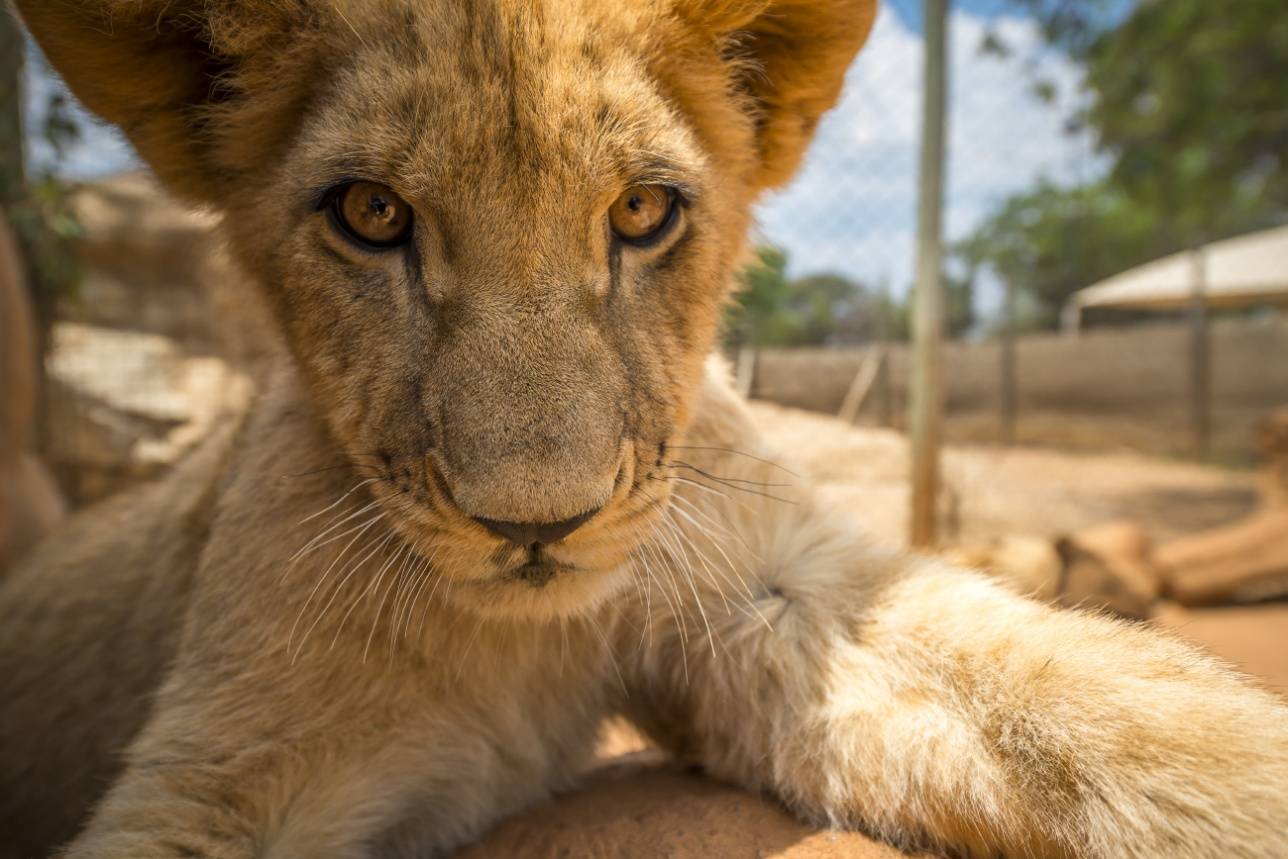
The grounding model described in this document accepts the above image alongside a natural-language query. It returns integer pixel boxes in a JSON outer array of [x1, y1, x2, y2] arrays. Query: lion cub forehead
[[289, 0, 703, 200]]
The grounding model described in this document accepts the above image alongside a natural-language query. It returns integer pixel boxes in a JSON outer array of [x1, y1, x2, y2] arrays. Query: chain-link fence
[[740, 0, 1287, 464]]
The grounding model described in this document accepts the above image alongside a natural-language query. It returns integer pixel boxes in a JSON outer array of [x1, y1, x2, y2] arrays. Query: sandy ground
[[747, 401, 1260, 549]]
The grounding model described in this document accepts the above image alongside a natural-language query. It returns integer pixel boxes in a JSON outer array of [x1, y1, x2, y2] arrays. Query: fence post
[[909, 0, 949, 548], [1189, 247, 1211, 459], [1000, 278, 1017, 444], [877, 283, 895, 427]]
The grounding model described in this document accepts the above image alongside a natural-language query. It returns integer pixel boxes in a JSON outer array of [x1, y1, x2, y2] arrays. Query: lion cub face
[[249, 5, 746, 617], [20, 0, 873, 617]]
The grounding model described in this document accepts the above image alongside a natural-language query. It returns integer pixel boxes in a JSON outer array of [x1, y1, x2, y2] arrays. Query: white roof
[[1069, 225, 1288, 313]]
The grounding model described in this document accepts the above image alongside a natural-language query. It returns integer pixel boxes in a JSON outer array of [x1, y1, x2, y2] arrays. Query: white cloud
[[756, 5, 1106, 317]]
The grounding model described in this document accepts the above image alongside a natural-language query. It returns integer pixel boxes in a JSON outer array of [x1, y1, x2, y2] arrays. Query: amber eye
[[330, 181, 414, 249], [608, 184, 676, 245]]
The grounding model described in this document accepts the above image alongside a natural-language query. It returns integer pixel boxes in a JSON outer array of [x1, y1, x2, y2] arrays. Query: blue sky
[[753, 1, 1107, 319], [23, 1, 1109, 323]]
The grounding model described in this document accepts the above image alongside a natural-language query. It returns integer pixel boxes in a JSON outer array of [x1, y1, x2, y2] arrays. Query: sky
[[22, 1, 1108, 323], [753, 2, 1107, 319]]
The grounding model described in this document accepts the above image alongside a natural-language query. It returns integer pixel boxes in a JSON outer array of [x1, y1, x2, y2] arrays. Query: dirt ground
[[750, 401, 1288, 693], [747, 400, 1260, 549]]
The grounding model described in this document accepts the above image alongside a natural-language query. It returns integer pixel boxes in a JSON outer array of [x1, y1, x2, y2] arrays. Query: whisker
[[288, 512, 385, 657], [364, 545, 413, 663], [665, 445, 800, 477], [665, 461, 794, 489], [585, 611, 627, 695], [290, 497, 384, 563], [654, 471, 796, 506], [294, 528, 396, 659], [330, 540, 412, 652], [298, 478, 380, 526], [280, 463, 382, 481], [655, 515, 719, 658], [415, 546, 450, 640], [665, 506, 772, 632]]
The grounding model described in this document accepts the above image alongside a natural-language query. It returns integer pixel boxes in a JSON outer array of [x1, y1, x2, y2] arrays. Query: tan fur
[[2, 1, 1286, 857]]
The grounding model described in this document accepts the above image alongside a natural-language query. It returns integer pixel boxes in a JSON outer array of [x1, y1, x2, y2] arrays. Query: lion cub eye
[[608, 184, 676, 245], [330, 181, 414, 249]]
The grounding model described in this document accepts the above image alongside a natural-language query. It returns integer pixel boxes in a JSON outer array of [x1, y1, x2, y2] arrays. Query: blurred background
[[1, 0, 1285, 689]]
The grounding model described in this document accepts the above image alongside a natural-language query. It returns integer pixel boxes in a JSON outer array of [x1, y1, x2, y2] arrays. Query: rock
[[66, 172, 275, 371], [44, 323, 252, 506], [1054, 520, 1160, 618]]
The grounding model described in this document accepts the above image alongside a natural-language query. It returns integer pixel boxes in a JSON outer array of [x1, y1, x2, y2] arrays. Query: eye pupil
[[332, 181, 414, 249], [609, 184, 675, 245]]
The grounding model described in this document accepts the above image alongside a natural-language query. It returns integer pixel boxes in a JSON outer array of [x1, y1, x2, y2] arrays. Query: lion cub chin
[[3, 1, 1287, 858]]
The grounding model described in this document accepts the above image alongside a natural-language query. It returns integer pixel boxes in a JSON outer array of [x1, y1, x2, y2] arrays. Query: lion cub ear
[[12, 0, 310, 203], [684, 0, 877, 190]]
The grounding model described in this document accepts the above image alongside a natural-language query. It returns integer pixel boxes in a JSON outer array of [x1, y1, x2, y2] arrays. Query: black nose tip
[[473, 507, 601, 547]]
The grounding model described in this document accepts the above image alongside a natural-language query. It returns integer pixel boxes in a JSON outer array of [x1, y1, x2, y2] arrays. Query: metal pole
[[909, 0, 949, 548], [1188, 247, 1211, 459], [1000, 277, 1017, 445]]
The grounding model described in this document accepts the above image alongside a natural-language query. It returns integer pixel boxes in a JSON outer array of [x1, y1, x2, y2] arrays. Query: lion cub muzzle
[[472, 508, 601, 547], [432, 319, 632, 551]]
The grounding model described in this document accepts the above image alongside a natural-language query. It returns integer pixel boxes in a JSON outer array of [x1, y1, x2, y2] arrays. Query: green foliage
[[724, 245, 973, 348], [727, 242, 984, 347], [956, 180, 1165, 330], [1081, 0, 1288, 242], [1, 17, 83, 318], [6, 174, 85, 307], [963, 0, 1288, 329], [725, 246, 880, 348]]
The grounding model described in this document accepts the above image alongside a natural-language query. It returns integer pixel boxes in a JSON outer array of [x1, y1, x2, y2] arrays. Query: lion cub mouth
[[508, 546, 574, 588]]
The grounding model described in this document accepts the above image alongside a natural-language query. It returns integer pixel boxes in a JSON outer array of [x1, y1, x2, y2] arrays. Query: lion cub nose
[[472, 507, 601, 547]]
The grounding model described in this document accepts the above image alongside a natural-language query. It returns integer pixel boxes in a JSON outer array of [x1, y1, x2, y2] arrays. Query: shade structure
[[1064, 225, 1288, 330]]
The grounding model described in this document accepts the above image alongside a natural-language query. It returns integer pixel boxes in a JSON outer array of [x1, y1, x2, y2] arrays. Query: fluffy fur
[[2, 1, 1286, 857]]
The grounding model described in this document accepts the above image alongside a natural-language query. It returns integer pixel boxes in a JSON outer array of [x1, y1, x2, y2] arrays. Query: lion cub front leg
[[62, 672, 594, 859], [620, 495, 1288, 857], [618, 380, 1288, 857]]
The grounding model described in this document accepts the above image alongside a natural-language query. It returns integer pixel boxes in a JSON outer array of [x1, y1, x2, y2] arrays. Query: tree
[[1, 12, 83, 445], [1078, 0, 1288, 245], [0, 19, 82, 323], [964, 0, 1288, 328], [956, 180, 1167, 330], [1, 7, 24, 210], [725, 246, 888, 348]]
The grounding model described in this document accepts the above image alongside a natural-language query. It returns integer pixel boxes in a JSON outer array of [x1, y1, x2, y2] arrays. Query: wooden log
[[1157, 509, 1288, 607], [836, 346, 883, 425], [1255, 408, 1288, 507], [1055, 520, 1161, 619]]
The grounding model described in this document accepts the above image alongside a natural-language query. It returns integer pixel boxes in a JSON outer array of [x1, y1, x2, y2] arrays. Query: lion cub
[[3, 1, 1286, 857]]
